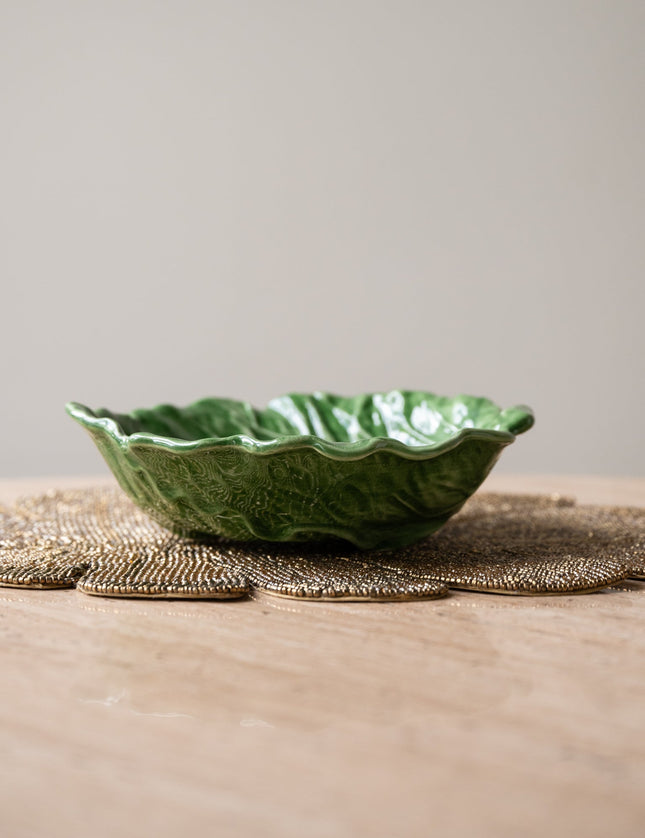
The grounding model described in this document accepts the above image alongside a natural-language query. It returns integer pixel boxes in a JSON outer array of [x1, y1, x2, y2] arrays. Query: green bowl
[[66, 391, 534, 550]]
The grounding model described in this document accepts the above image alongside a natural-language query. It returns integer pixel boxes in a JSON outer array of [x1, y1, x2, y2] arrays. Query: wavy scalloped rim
[[66, 393, 534, 463]]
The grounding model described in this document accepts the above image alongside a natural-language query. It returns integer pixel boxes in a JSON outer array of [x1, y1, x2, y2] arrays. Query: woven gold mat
[[0, 488, 643, 601]]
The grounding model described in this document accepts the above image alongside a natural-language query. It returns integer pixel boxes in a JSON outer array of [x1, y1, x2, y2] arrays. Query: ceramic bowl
[[66, 391, 534, 550]]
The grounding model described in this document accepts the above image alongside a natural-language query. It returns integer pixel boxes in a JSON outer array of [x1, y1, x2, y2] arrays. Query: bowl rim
[[65, 392, 534, 463]]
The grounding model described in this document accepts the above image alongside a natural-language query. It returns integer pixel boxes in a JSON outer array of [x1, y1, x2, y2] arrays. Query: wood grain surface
[[1, 475, 644, 838]]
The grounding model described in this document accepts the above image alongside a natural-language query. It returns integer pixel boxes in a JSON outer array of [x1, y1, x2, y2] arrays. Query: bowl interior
[[88, 391, 533, 449]]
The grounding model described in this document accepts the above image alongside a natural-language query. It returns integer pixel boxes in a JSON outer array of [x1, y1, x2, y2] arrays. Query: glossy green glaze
[[66, 392, 534, 550]]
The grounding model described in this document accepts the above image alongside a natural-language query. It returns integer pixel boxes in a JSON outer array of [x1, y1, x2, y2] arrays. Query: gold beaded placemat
[[0, 488, 643, 601]]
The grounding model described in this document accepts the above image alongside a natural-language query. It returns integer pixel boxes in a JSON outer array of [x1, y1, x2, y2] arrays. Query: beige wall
[[2, 1, 644, 477]]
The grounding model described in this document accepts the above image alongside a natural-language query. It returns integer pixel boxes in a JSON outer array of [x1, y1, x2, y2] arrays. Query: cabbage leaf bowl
[[66, 391, 534, 550]]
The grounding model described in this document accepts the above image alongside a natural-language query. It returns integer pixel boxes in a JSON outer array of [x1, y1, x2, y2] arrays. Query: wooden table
[[1, 475, 644, 838]]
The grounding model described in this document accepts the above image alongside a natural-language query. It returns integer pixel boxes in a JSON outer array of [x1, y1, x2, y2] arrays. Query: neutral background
[[2, 0, 643, 477]]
